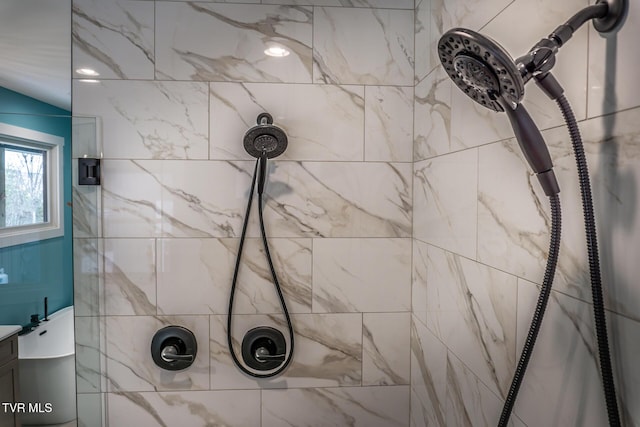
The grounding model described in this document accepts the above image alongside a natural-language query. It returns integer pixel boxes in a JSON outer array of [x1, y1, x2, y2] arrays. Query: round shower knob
[[151, 325, 198, 371], [241, 326, 287, 371]]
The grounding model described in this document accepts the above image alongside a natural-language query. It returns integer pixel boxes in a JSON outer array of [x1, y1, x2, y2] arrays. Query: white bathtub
[[18, 305, 76, 426]]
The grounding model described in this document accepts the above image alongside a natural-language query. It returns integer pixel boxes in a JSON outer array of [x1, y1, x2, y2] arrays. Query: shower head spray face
[[243, 113, 288, 159], [438, 28, 525, 112]]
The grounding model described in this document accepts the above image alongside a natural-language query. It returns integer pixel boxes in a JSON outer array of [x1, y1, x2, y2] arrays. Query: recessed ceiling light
[[75, 68, 99, 76], [264, 46, 290, 57], [78, 79, 100, 83]]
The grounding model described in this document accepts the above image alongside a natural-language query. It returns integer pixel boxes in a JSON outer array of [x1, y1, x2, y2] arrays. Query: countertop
[[0, 325, 21, 341]]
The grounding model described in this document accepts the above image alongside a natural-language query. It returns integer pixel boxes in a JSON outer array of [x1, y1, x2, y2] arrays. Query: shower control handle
[[255, 347, 286, 362], [161, 345, 194, 363], [151, 325, 198, 371]]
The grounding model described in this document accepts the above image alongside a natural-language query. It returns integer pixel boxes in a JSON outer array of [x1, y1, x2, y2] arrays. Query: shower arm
[[516, 0, 625, 83]]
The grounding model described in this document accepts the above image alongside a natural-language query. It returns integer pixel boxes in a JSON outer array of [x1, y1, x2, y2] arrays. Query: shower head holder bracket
[[593, 0, 627, 33], [516, 0, 627, 83]]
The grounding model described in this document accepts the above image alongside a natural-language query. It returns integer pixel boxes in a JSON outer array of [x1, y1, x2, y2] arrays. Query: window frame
[[0, 122, 64, 248]]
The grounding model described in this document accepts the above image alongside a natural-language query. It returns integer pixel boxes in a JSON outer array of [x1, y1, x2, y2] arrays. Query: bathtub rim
[[18, 305, 75, 360]]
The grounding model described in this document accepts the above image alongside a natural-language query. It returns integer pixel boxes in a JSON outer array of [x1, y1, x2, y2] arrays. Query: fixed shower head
[[243, 112, 288, 159], [438, 28, 524, 112]]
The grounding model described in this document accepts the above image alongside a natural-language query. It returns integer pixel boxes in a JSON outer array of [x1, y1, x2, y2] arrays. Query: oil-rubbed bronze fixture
[[151, 325, 197, 371]]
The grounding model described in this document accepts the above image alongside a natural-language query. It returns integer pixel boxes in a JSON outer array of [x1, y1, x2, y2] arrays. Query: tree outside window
[[0, 143, 47, 229]]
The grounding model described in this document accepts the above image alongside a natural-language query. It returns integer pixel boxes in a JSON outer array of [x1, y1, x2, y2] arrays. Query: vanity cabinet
[[0, 332, 20, 427]]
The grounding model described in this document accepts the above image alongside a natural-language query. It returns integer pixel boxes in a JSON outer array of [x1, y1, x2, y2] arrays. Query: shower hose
[[498, 193, 561, 426], [227, 156, 295, 378], [499, 95, 621, 426]]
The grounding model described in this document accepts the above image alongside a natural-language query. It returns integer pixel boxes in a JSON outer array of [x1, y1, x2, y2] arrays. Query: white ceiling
[[0, 0, 71, 111]]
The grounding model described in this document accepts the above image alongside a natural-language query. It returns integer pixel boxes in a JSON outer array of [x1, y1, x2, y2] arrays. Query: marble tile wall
[[412, 0, 640, 426], [72, 1, 414, 425]]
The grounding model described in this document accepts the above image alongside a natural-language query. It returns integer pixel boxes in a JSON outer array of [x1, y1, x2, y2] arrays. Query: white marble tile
[[263, 0, 413, 7], [436, 0, 514, 34], [128, 158, 413, 239], [410, 316, 447, 427], [313, 7, 414, 85], [478, 107, 640, 321], [103, 160, 412, 239], [210, 313, 362, 389], [210, 82, 364, 161], [104, 238, 156, 315], [547, 107, 640, 319], [364, 86, 413, 162], [513, 281, 609, 426], [363, 312, 411, 386], [77, 392, 106, 427], [262, 386, 410, 427], [262, 161, 412, 238], [73, 164, 101, 239], [414, 149, 478, 259], [107, 390, 261, 427], [72, 116, 100, 160], [157, 238, 312, 315], [608, 312, 640, 426], [73, 0, 154, 80], [163, 0, 259, 2], [75, 315, 105, 394], [414, 0, 434, 83], [73, 238, 102, 317], [227, 237, 312, 314], [106, 315, 210, 392], [256, 313, 362, 388], [414, 65, 451, 160], [155, 3, 312, 83], [313, 238, 411, 312], [154, 160, 253, 238], [425, 246, 517, 398], [157, 239, 230, 315], [446, 352, 526, 427], [104, 160, 251, 239], [72, 118, 102, 240], [588, 1, 640, 117], [412, 239, 428, 326], [477, 139, 553, 284], [73, 80, 209, 160], [102, 160, 163, 238]]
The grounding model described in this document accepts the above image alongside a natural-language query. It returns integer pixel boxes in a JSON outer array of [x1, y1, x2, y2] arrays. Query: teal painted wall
[[0, 87, 73, 326]]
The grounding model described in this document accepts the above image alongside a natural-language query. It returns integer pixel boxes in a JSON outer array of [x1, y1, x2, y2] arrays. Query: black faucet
[[43, 297, 49, 321], [19, 314, 40, 336]]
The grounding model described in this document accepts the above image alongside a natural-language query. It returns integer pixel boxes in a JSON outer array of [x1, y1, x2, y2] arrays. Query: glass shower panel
[[72, 116, 105, 427]]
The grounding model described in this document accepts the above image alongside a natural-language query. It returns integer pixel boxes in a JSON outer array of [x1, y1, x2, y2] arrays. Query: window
[[0, 122, 64, 248]]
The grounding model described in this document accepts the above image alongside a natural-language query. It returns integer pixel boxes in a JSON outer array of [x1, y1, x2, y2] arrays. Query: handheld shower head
[[243, 112, 288, 160], [438, 28, 559, 196], [243, 112, 288, 195], [438, 28, 524, 112]]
